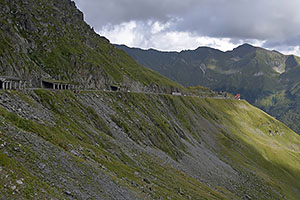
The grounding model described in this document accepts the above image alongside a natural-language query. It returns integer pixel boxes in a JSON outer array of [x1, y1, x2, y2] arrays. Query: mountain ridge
[[115, 43, 300, 133], [2, 0, 300, 199]]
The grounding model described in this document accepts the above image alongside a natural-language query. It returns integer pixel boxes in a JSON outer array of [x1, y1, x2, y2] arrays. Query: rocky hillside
[[116, 44, 300, 133], [0, 0, 182, 93], [1, 0, 300, 199], [1, 90, 300, 199]]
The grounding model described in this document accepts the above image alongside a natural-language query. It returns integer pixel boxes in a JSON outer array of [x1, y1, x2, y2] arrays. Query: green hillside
[[1, 90, 300, 199], [0, 0, 182, 93], [116, 44, 300, 134], [1, 0, 300, 199], [0, 90, 300, 199]]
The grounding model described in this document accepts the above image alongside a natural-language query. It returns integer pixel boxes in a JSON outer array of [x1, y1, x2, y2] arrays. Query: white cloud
[[99, 21, 138, 46], [98, 21, 271, 54], [273, 46, 300, 56], [75, 0, 300, 56]]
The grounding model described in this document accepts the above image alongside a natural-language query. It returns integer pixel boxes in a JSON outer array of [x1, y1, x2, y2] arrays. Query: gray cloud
[[174, 0, 300, 47], [73, 0, 300, 49], [74, 0, 196, 28]]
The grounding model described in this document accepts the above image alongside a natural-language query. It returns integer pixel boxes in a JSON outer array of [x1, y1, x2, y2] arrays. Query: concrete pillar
[[2, 82, 4, 90], [53, 83, 55, 90]]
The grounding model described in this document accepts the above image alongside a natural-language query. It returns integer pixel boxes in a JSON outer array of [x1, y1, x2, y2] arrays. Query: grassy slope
[[212, 99, 300, 199], [1, 0, 299, 198], [0, 0, 183, 92], [1, 90, 300, 199]]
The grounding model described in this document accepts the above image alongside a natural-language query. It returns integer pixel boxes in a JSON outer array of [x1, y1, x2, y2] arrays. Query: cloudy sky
[[73, 0, 300, 55]]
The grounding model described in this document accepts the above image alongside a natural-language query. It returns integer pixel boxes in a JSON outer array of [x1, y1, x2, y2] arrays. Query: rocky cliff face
[[0, 0, 181, 93], [1, 0, 86, 84]]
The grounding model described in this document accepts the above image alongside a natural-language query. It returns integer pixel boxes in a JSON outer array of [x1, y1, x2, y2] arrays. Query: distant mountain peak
[[239, 43, 255, 48], [230, 43, 257, 57], [234, 43, 256, 51]]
